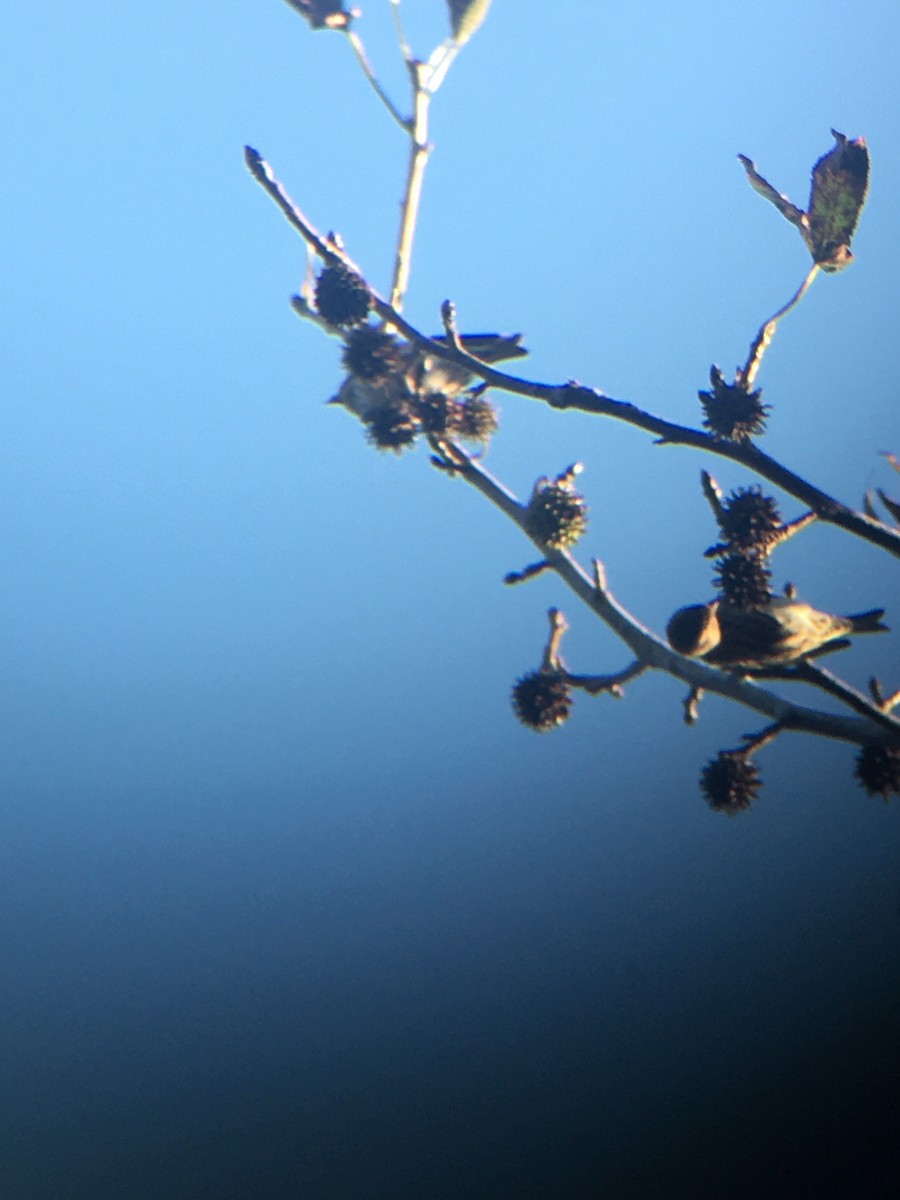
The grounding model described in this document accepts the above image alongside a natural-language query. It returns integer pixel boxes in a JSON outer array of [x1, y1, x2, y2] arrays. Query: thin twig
[[868, 678, 900, 713], [440, 299, 464, 351], [701, 471, 726, 525], [564, 660, 648, 696], [389, 61, 433, 310], [740, 265, 820, 388], [782, 662, 900, 737], [289, 293, 345, 337], [344, 29, 410, 130], [739, 722, 785, 756], [437, 437, 896, 747], [389, 0, 411, 61], [542, 607, 568, 671], [245, 147, 359, 267], [683, 685, 704, 725], [504, 560, 551, 585]]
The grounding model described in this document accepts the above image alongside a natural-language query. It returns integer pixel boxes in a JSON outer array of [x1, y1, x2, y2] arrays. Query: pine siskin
[[331, 332, 526, 420], [667, 597, 887, 669], [665, 601, 723, 659]]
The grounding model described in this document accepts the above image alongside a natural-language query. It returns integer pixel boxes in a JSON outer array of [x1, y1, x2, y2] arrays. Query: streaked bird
[[331, 332, 526, 420], [667, 597, 887, 669], [409, 332, 526, 395]]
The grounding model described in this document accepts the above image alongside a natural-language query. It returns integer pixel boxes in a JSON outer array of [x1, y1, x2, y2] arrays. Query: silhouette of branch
[[243, 146, 900, 561], [390, 60, 433, 310], [430, 436, 896, 749]]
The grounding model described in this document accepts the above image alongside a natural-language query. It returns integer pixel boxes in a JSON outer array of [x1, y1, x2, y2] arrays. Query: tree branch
[[244, 147, 900, 561], [344, 29, 410, 130], [739, 264, 820, 387], [389, 61, 433, 310], [431, 437, 897, 748]]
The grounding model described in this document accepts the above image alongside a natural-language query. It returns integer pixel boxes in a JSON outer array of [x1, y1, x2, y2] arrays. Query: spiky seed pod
[[414, 392, 459, 436], [314, 264, 371, 327], [854, 743, 900, 801], [713, 551, 773, 609], [511, 670, 572, 732], [700, 751, 761, 815], [342, 326, 405, 382], [456, 393, 499, 445], [364, 403, 421, 453], [525, 475, 589, 550], [699, 366, 769, 442], [414, 391, 499, 448], [718, 486, 782, 553]]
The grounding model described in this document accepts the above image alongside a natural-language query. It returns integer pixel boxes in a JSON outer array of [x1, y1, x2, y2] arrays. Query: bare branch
[[244, 148, 900, 560], [683, 686, 704, 726], [786, 662, 900, 738], [564, 660, 648, 697], [542, 607, 568, 671], [701, 471, 726, 525], [739, 722, 785, 755], [437, 438, 896, 748], [739, 265, 820, 388], [389, 60, 433, 310]]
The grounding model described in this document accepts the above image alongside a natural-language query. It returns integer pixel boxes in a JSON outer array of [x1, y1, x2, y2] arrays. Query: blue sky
[[2, 3, 900, 1195]]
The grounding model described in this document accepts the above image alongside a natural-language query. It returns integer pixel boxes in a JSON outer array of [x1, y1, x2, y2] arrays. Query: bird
[[665, 601, 723, 659], [666, 596, 888, 670], [331, 332, 527, 420], [406, 332, 527, 397]]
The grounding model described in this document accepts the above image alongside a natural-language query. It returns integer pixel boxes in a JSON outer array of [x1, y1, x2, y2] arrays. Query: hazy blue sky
[[3, 2, 900, 1196]]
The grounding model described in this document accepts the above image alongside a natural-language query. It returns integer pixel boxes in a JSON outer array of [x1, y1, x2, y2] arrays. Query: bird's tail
[[431, 333, 528, 364], [848, 608, 889, 634]]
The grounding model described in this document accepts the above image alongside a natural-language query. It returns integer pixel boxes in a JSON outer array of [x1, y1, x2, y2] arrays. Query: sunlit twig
[[739, 264, 820, 388]]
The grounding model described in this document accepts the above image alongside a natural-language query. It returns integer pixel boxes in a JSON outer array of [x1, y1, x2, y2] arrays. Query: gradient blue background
[[3, 2, 900, 1196]]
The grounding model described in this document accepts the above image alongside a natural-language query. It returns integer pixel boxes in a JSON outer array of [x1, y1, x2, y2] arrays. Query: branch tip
[[440, 299, 463, 351], [683, 685, 704, 726], [593, 558, 608, 595]]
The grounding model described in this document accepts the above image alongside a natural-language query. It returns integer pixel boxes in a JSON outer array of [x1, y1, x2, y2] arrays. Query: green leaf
[[806, 131, 870, 272], [446, 0, 492, 45]]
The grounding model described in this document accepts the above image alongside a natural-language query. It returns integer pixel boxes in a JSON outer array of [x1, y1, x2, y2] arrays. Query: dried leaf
[[863, 490, 879, 520], [738, 154, 807, 230], [881, 451, 900, 475], [446, 0, 492, 45], [282, 0, 354, 31], [806, 131, 869, 271], [739, 132, 869, 270]]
